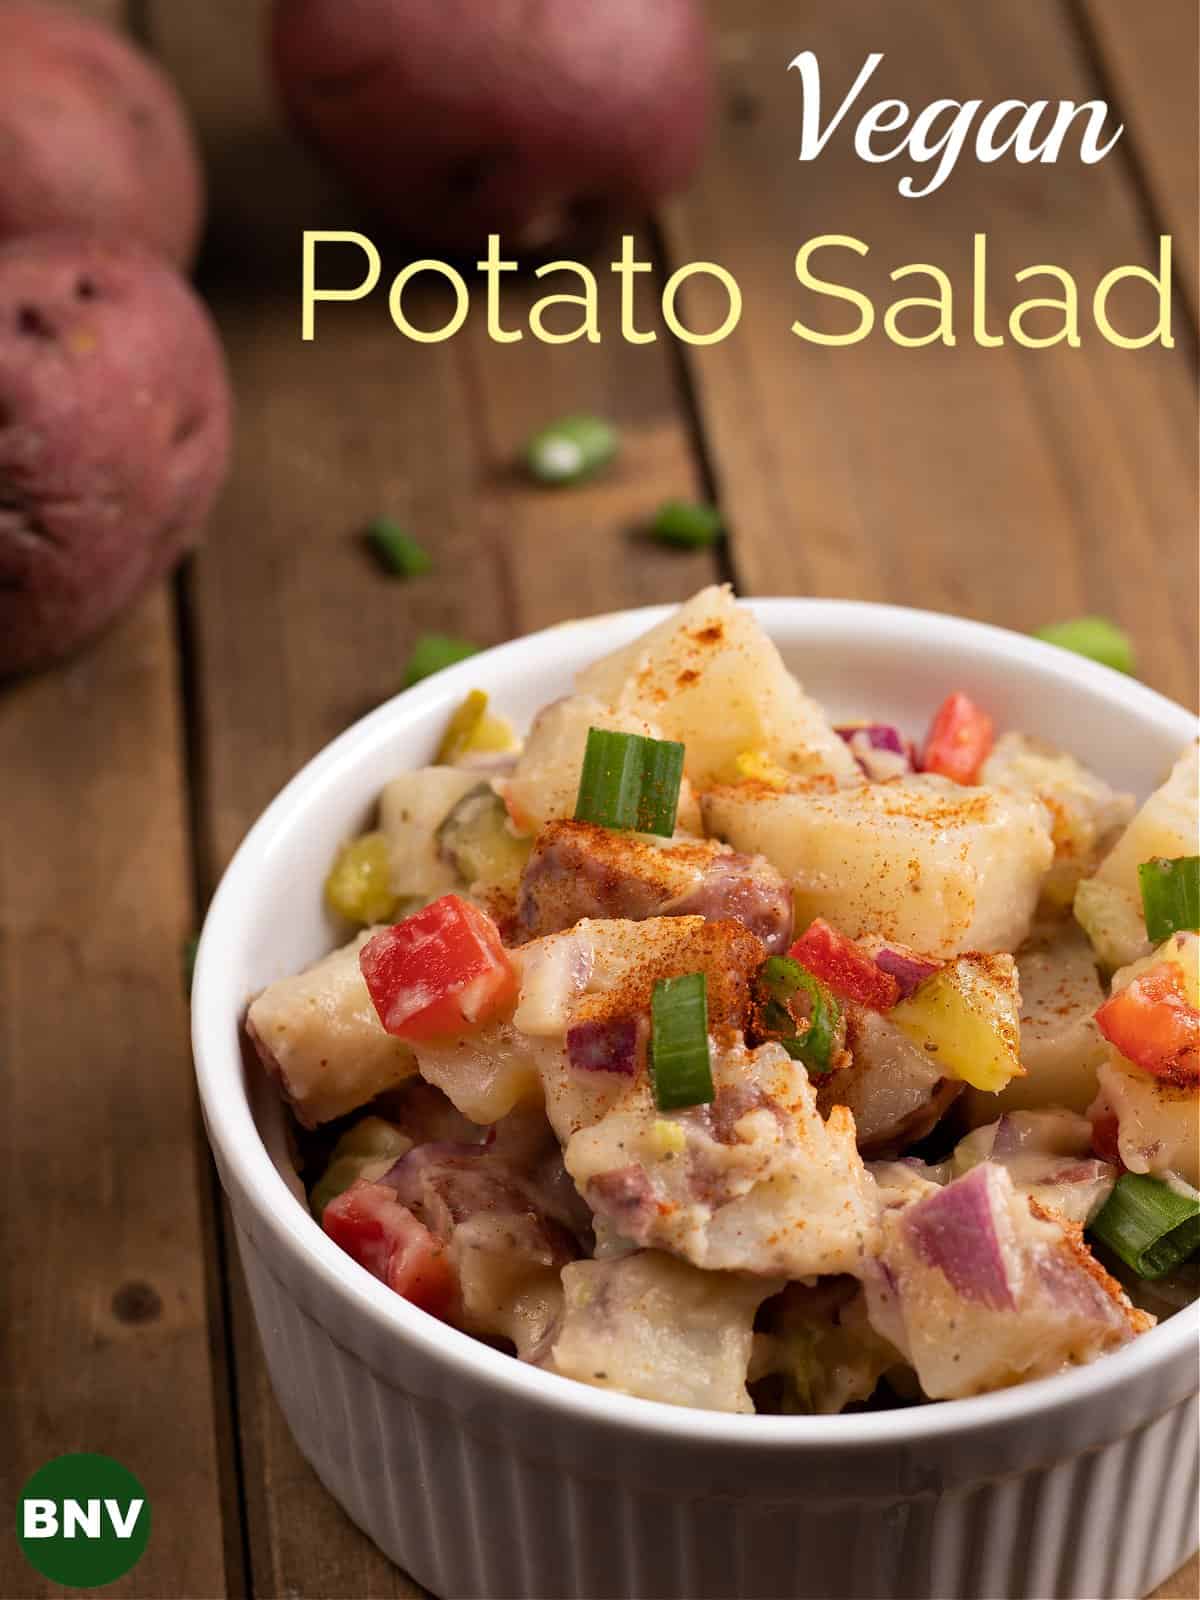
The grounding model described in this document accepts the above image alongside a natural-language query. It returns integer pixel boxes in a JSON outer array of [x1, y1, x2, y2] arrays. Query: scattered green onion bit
[[525, 414, 618, 487], [1032, 617, 1135, 675], [649, 500, 724, 550], [1138, 856, 1200, 944], [757, 956, 842, 1075], [403, 634, 479, 687], [366, 519, 432, 578], [1089, 1172, 1200, 1279], [650, 972, 714, 1111], [182, 934, 199, 998], [574, 727, 685, 837]]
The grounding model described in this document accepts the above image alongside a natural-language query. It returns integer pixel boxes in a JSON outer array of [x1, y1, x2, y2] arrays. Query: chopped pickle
[[435, 690, 519, 765], [437, 784, 532, 891], [324, 832, 398, 926], [732, 749, 791, 789], [309, 1117, 413, 1221], [650, 1118, 688, 1157], [889, 958, 1023, 1094]]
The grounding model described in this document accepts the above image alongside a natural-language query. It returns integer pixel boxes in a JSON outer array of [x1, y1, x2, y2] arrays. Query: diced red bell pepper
[[1094, 961, 1200, 1086], [920, 692, 995, 785], [790, 919, 901, 1012], [323, 1180, 457, 1318], [359, 894, 517, 1041]]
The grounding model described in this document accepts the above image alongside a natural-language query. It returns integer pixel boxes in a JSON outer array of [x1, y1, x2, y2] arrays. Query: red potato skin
[[269, 0, 712, 252], [0, 234, 232, 677], [0, 2, 204, 267]]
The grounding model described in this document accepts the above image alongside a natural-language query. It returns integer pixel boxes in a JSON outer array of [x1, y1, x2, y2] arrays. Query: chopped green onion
[[1089, 1172, 1200, 1279], [1032, 617, 1135, 675], [649, 500, 724, 549], [756, 956, 842, 1075], [403, 634, 479, 687], [1138, 856, 1200, 944], [525, 414, 618, 486], [574, 727, 685, 837], [182, 934, 199, 997], [650, 972, 714, 1110], [366, 519, 432, 578]]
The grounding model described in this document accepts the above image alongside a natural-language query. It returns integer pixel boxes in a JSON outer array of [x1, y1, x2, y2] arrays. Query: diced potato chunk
[[1075, 743, 1199, 970], [499, 695, 701, 836], [1091, 932, 1200, 1186], [562, 1037, 878, 1279], [889, 954, 1022, 1094], [980, 733, 1133, 908], [963, 923, 1107, 1121], [379, 767, 482, 898], [1093, 1056, 1199, 1186], [409, 1024, 553, 1125], [550, 1252, 778, 1412], [575, 585, 860, 789], [246, 933, 418, 1126], [704, 775, 1053, 957]]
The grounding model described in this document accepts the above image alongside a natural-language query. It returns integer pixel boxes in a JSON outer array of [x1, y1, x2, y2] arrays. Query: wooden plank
[[0, 4, 233, 1598], [664, 0, 1197, 710], [1081, 0, 1199, 315], [0, 594, 229, 1600], [146, 3, 716, 1595]]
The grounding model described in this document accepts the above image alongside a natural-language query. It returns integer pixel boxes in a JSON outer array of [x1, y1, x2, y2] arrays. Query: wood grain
[[0, 596, 228, 1600], [669, 0, 1197, 709], [146, 3, 715, 1594], [1081, 0, 1199, 316], [0, 2, 233, 1597]]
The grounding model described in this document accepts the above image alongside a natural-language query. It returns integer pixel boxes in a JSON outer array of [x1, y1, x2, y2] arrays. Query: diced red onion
[[836, 723, 907, 756], [837, 724, 914, 781], [875, 949, 941, 999], [567, 1017, 639, 1075], [990, 1115, 1020, 1156], [379, 1141, 484, 1188], [903, 1165, 1017, 1311]]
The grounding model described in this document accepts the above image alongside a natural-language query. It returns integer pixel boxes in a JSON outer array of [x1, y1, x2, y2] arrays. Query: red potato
[[270, 0, 711, 253], [0, 2, 204, 267], [0, 234, 232, 677]]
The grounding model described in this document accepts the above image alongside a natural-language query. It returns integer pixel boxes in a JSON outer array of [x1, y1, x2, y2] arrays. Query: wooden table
[[3, 2, 1196, 1596]]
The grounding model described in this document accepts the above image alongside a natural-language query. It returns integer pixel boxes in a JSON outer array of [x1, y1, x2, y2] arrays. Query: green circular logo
[[17, 1454, 150, 1589]]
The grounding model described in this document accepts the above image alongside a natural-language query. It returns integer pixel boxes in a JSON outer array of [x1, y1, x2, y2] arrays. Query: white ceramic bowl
[[193, 600, 1200, 1600]]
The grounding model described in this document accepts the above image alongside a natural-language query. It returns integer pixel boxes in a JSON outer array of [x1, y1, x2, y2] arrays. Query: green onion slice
[[1032, 617, 1135, 675], [1089, 1172, 1200, 1279], [574, 727, 685, 837], [403, 634, 479, 687], [1138, 856, 1200, 944], [649, 500, 724, 549], [650, 972, 714, 1111], [757, 956, 842, 1075], [366, 519, 432, 578], [182, 934, 199, 998], [525, 414, 618, 487]]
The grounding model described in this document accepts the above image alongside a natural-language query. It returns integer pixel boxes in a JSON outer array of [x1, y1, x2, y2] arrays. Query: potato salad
[[247, 588, 1200, 1413]]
